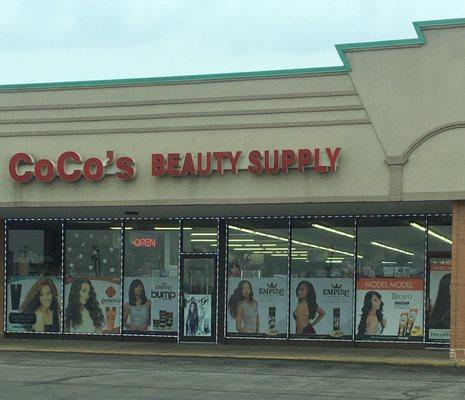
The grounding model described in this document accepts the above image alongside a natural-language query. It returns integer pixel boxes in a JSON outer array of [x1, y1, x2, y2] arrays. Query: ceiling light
[[371, 241, 414, 256], [410, 222, 452, 245], [229, 224, 362, 259], [312, 223, 355, 238]]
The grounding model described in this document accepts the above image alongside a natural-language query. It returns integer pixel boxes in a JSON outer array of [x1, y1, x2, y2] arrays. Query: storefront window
[[64, 221, 121, 335], [226, 219, 289, 337], [356, 217, 426, 342], [182, 220, 218, 253], [291, 218, 355, 339], [426, 215, 452, 342], [6, 220, 62, 333], [123, 220, 179, 335]]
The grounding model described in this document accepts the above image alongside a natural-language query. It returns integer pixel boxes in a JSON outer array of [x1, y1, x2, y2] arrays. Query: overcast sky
[[1, 1, 465, 85]]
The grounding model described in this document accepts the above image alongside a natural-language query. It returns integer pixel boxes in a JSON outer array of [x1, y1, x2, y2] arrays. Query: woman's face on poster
[[79, 282, 91, 305], [297, 283, 308, 299], [134, 283, 143, 296], [189, 302, 196, 312], [241, 282, 251, 299], [39, 285, 53, 309], [371, 294, 381, 310]]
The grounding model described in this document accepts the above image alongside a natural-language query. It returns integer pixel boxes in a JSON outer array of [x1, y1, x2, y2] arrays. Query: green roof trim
[[1, 17, 465, 91]]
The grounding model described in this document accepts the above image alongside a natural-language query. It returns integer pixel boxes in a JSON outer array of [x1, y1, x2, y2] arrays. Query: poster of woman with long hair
[[7, 276, 62, 333]]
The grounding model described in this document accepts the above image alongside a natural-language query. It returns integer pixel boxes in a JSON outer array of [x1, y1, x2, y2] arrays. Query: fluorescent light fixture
[[191, 239, 217, 243], [153, 227, 184, 230], [271, 254, 288, 257], [409, 222, 452, 245], [233, 247, 262, 251], [293, 257, 308, 260], [261, 243, 277, 247], [229, 238, 255, 242], [312, 223, 355, 239], [191, 232, 217, 236], [292, 239, 356, 258], [244, 243, 263, 247], [252, 251, 274, 254], [110, 227, 122, 230], [229, 226, 287, 242], [371, 241, 414, 256], [327, 257, 345, 260], [381, 261, 397, 264], [325, 260, 343, 263], [229, 224, 362, 259], [228, 244, 243, 247], [210, 244, 218, 247]]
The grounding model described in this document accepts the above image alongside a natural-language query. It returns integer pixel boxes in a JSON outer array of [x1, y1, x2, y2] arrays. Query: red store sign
[[9, 147, 341, 183]]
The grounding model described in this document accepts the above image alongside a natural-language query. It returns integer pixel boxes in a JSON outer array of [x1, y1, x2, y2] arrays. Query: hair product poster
[[7, 276, 62, 333], [227, 277, 287, 336], [355, 278, 424, 341], [290, 278, 353, 339], [123, 277, 178, 334], [184, 294, 211, 337], [64, 276, 121, 334], [428, 259, 451, 341]]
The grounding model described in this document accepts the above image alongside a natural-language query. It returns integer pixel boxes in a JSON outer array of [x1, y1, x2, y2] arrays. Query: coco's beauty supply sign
[[9, 147, 341, 183]]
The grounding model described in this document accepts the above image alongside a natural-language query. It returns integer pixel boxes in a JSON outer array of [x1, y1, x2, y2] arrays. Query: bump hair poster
[[123, 277, 178, 334]]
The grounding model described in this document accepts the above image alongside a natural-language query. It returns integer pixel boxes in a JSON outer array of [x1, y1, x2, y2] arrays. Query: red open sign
[[131, 238, 157, 248]]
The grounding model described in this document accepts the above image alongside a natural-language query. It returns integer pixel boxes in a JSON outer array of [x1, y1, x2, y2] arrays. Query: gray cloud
[[1, 0, 464, 84]]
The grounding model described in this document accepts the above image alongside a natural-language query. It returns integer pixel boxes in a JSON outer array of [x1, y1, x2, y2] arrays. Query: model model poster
[[355, 278, 424, 341], [64, 276, 121, 335], [227, 277, 287, 336], [184, 294, 212, 337], [290, 278, 353, 339], [7, 276, 62, 333], [123, 277, 178, 334], [428, 259, 451, 341]]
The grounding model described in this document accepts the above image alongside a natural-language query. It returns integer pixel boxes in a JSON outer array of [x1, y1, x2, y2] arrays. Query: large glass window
[[226, 219, 289, 337], [123, 220, 179, 335], [291, 218, 355, 339], [64, 221, 121, 335], [6, 220, 62, 333], [356, 217, 426, 342], [426, 215, 452, 342]]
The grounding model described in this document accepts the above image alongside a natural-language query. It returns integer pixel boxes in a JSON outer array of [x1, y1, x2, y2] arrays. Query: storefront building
[[1, 18, 465, 360]]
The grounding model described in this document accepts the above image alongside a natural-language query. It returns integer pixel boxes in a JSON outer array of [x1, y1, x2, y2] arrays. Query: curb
[[0, 346, 459, 368]]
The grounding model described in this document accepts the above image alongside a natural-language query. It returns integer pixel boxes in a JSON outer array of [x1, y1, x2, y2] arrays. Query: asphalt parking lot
[[0, 351, 464, 399]]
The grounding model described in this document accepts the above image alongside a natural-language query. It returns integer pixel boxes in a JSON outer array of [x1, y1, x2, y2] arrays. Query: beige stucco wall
[[0, 23, 464, 212]]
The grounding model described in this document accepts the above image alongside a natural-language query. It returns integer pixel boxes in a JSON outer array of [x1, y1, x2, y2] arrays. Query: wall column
[[0, 219, 4, 339], [451, 201, 465, 361]]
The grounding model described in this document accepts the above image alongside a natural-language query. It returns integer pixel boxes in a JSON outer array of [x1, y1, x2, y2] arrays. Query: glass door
[[180, 255, 217, 342]]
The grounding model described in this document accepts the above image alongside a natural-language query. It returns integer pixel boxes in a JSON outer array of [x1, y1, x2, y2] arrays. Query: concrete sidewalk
[[0, 338, 458, 367]]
